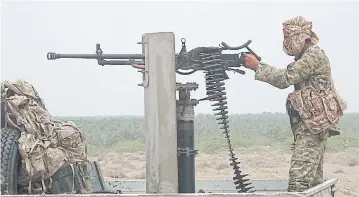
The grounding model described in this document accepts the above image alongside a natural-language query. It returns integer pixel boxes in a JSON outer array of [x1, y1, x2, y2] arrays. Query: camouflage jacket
[[254, 45, 346, 136]]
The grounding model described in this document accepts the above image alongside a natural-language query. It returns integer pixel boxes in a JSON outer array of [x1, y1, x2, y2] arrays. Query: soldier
[[242, 16, 347, 192]]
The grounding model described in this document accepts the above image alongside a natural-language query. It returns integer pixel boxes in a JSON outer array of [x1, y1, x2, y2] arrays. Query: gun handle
[[238, 51, 261, 68], [245, 46, 261, 61]]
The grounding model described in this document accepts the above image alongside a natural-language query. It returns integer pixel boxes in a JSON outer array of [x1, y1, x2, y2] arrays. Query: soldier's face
[[282, 29, 295, 56]]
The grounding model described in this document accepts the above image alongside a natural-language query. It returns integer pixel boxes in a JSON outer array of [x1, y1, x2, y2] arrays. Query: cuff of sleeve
[[254, 63, 263, 80]]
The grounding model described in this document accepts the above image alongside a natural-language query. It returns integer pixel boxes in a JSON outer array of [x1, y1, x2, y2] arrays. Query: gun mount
[[46, 33, 262, 194]]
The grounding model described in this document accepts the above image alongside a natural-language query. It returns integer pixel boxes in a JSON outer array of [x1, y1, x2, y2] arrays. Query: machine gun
[[47, 39, 261, 79], [46, 37, 261, 194]]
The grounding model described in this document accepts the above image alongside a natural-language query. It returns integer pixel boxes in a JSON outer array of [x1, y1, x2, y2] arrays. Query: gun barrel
[[47, 53, 145, 60]]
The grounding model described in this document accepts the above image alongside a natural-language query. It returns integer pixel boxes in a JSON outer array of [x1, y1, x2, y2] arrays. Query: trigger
[[235, 69, 245, 75], [229, 68, 245, 75]]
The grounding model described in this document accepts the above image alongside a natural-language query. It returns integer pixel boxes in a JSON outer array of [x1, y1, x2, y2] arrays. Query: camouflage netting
[[1, 79, 88, 183]]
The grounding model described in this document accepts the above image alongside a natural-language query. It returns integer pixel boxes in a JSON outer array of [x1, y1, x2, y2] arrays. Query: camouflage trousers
[[287, 120, 329, 192]]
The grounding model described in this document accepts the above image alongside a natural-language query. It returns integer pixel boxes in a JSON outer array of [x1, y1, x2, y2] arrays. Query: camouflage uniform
[[254, 17, 346, 192]]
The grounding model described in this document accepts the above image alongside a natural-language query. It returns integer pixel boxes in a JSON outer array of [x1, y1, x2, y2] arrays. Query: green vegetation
[[57, 113, 359, 156]]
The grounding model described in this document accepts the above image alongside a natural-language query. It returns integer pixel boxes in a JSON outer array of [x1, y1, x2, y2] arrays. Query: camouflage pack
[[1, 79, 88, 185], [286, 85, 347, 134]]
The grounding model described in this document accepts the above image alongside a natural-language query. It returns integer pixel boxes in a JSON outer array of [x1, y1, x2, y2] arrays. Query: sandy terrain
[[96, 147, 359, 197]]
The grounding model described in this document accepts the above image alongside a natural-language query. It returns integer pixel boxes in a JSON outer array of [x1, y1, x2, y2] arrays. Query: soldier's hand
[[243, 53, 260, 71], [132, 64, 144, 70]]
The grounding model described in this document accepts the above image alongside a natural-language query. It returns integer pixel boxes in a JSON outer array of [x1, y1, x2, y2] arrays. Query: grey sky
[[1, 1, 358, 116]]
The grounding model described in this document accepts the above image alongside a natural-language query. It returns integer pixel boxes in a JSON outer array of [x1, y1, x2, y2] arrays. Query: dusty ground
[[95, 147, 359, 197]]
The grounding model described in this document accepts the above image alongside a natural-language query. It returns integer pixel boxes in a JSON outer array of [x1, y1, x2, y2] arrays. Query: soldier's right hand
[[243, 53, 260, 71]]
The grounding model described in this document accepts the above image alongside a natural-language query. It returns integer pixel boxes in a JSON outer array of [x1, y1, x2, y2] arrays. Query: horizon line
[[54, 112, 359, 117]]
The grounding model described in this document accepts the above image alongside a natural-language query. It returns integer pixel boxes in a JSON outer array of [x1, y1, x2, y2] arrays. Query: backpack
[[1, 79, 88, 192]]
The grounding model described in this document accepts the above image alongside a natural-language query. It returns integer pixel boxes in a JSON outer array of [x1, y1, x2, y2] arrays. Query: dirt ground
[[95, 147, 359, 197]]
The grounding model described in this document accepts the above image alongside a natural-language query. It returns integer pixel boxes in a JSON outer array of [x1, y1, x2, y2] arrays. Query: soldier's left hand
[[243, 53, 260, 71], [132, 64, 144, 70]]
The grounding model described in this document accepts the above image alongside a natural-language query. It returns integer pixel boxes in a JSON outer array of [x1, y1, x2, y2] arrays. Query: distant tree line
[[57, 113, 359, 155]]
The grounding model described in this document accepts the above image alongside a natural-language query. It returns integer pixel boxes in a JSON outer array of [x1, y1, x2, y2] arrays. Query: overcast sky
[[1, 1, 358, 116]]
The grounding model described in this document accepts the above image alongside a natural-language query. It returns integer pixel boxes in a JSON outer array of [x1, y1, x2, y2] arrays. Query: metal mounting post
[[176, 82, 199, 193], [142, 32, 178, 193]]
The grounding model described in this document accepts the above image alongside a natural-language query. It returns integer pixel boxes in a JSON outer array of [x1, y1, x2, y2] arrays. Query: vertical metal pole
[[143, 32, 178, 193], [176, 83, 198, 193]]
